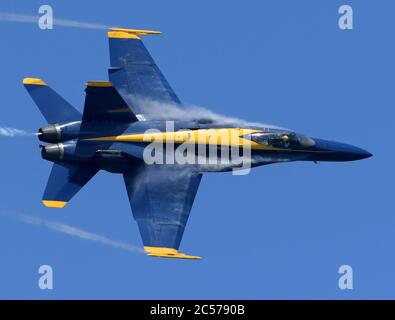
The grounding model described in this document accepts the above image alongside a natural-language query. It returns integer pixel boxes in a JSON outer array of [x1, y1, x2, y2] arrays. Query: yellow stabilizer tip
[[42, 200, 68, 208], [23, 78, 47, 86], [108, 27, 161, 39], [86, 81, 113, 87], [144, 246, 201, 260]]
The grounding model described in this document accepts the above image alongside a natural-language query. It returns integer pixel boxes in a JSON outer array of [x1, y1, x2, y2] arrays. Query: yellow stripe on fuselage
[[84, 128, 283, 150]]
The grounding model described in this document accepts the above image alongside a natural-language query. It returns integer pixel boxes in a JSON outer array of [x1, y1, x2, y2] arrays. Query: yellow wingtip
[[86, 81, 113, 87], [110, 27, 162, 35], [23, 78, 47, 86], [147, 253, 202, 260], [144, 246, 201, 260], [42, 200, 68, 208], [108, 27, 162, 39]]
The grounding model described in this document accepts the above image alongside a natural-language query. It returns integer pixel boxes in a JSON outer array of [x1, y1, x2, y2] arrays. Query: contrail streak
[[0, 209, 144, 254], [0, 127, 36, 137], [125, 95, 286, 129], [0, 13, 110, 30]]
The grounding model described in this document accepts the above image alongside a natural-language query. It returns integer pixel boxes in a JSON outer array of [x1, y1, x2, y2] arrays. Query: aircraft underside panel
[[123, 163, 202, 250]]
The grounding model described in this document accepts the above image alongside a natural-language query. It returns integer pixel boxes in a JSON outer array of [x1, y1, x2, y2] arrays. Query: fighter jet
[[23, 28, 371, 259]]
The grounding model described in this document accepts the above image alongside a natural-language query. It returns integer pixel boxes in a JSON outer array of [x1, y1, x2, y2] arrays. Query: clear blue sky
[[0, 0, 393, 299]]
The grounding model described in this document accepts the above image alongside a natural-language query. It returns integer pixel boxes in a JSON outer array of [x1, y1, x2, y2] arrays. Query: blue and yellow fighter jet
[[23, 28, 371, 260]]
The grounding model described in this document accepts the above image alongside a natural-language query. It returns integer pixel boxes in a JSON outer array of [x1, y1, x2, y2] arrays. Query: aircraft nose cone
[[348, 146, 372, 160], [313, 139, 372, 161], [333, 143, 372, 161]]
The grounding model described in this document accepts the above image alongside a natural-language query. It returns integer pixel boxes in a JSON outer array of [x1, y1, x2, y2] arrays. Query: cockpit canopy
[[248, 132, 315, 149]]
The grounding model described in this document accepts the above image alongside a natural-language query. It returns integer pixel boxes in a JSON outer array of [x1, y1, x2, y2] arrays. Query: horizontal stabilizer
[[23, 78, 81, 124], [43, 162, 99, 208]]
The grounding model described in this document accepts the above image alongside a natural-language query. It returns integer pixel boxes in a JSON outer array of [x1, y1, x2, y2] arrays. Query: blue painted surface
[[124, 164, 202, 249], [109, 36, 182, 112], [83, 85, 137, 123], [43, 162, 98, 202], [24, 83, 80, 123]]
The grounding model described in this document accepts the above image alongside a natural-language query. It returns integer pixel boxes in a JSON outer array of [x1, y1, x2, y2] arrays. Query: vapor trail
[[0, 13, 110, 30], [125, 95, 286, 129], [0, 127, 36, 137], [0, 210, 143, 254]]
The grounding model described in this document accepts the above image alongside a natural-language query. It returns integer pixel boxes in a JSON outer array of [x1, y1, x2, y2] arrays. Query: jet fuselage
[[39, 119, 372, 173]]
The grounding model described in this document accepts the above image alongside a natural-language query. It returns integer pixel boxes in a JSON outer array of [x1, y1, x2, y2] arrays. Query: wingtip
[[147, 253, 202, 260], [42, 200, 68, 208], [108, 27, 162, 39], [23, 78, 47, 86], [86, 81, 113, 87], [144, 246, 201, 260], [109, 27, 162, 35]]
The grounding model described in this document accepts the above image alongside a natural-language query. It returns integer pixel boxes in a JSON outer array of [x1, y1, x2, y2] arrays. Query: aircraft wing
[[107, 28, 182, 120], [123, 163, 202, 259]]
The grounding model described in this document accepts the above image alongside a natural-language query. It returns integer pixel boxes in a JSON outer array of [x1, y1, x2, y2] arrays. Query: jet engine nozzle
[[38, 125, 61, 143], [41, 143, 64, 161], [38, 121, 82, 143]]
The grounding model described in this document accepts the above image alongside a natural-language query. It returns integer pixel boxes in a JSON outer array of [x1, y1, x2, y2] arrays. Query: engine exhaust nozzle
[[41, 143, 64, 161], [38, 125, 61, 143]]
